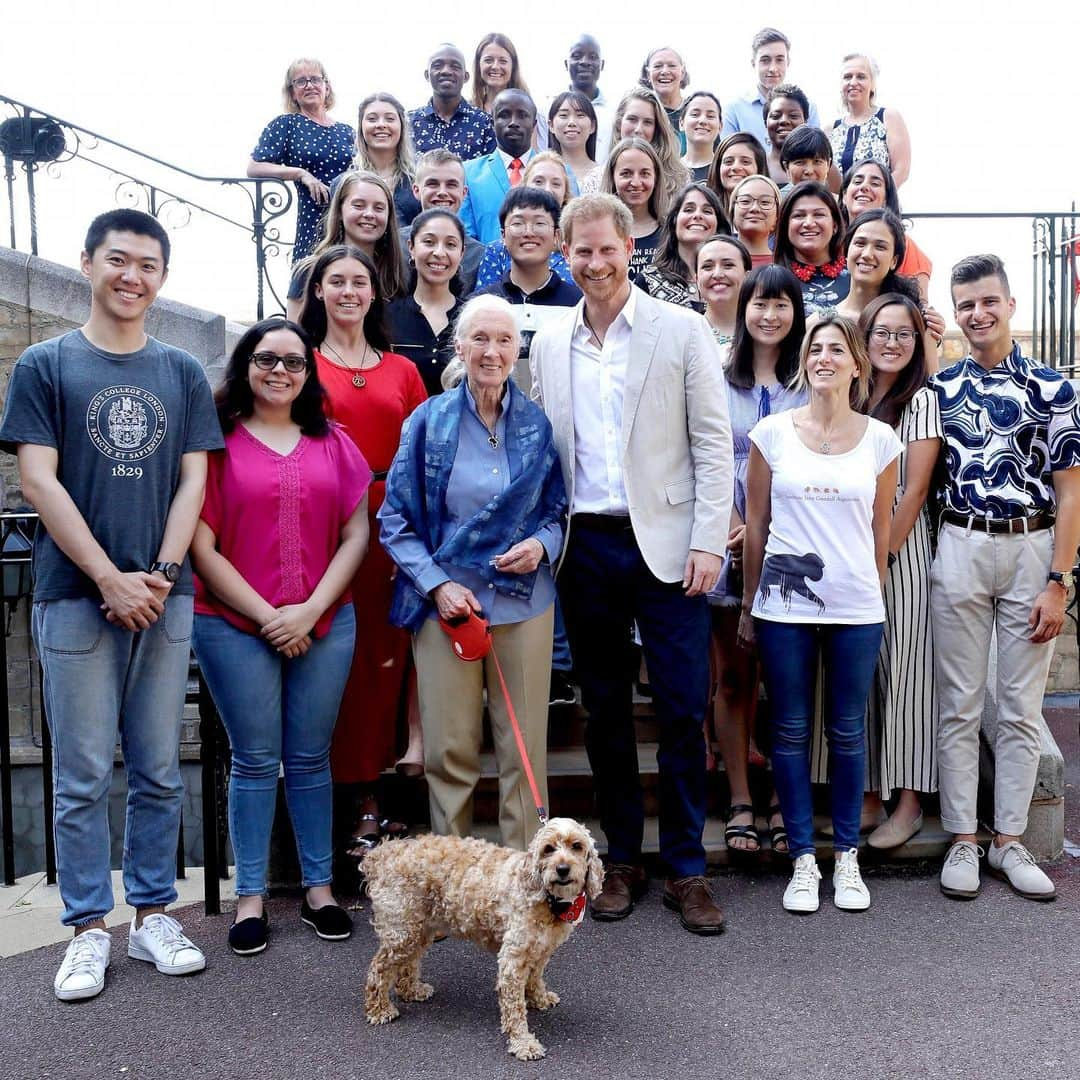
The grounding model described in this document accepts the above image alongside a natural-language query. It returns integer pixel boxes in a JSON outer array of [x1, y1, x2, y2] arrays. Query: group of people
[[2, 26, 1077, 1006]]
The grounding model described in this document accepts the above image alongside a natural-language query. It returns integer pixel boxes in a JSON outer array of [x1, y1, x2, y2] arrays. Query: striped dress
[[810, 387, 942, 795]]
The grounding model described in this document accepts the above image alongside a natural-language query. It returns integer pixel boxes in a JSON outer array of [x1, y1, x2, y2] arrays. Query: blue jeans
[[755, 620, 884, 858], [193, 607, 355, 895], [559, 519, 710, 877], [33, 596, 194, 927]]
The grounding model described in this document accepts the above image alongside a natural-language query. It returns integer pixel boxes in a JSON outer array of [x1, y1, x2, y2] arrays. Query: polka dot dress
[[252, 114, 356, 261]]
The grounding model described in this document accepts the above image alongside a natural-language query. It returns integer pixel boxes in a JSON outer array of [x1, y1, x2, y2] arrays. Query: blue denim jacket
[[380, 380, 567, 632]]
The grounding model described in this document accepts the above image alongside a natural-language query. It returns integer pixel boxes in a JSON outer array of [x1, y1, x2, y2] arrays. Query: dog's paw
[[365, 1003, 400, 1025], [527, 989, 560, 1010], [508, 1034, 546, 1061], [396, 980, 434, 1002]]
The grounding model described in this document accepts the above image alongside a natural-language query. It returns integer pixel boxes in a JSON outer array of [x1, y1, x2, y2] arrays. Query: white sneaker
[[940, 840, 983, 899], [54, 928, 111, 1001], [128, 914, 207, 975], [783, 853, 821, 913], [832, 848, 871, 911], [987, 840, 1056, 901]]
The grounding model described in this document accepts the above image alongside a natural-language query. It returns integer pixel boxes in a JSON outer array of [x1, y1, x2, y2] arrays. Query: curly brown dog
[[363, 818, 603, 1061]]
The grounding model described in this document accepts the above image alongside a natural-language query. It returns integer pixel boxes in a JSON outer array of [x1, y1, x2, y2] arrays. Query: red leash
[[440, 610, 548, 825]]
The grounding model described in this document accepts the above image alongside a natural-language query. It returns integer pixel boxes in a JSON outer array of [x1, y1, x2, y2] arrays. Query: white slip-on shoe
[[54, 928, 111, 1001], [128, 914, 207, 975], [783, 853, 821, 914], [986, 840, 1056, 901], [940, 840, 983, 899], [832, 848, 871, 911]]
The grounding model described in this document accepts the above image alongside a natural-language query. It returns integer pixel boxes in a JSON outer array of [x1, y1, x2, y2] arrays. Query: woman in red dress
[[298, 244, 427, 856]]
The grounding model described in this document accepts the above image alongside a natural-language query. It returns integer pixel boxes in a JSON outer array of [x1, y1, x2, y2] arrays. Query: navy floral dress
[[252, 114, 356, 261]]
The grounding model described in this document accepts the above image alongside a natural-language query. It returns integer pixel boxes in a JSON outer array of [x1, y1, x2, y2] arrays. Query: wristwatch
[[1047, 570, 1074, 591], [150, 561, 182, 583]]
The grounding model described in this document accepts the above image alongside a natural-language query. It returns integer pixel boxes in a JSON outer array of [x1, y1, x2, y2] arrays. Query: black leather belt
[[571, 513, 633, 533], [371, 470, 389, 482], [941, 510, 1054, 534]]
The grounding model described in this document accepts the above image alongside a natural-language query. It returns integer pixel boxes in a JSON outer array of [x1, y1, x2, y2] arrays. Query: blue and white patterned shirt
[[408, 99, 496, 160], [929, 342, 1080, 518]]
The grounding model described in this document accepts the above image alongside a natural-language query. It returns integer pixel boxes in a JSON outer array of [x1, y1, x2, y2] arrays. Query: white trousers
[[931, 524, 1054, 836]]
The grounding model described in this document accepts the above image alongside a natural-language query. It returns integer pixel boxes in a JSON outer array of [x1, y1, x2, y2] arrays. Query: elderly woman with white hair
[[378, 294, 567, 850], [829, 52, 911, 188]]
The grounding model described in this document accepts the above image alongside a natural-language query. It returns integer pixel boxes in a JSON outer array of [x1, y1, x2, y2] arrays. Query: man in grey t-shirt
[[0, 209, 223, 1001]]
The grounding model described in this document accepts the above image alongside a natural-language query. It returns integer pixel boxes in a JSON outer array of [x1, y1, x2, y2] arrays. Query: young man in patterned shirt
[[931, 254, 1080, 902]]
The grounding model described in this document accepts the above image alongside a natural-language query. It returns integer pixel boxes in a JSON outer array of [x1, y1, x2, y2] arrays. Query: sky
[[3, 0, 1078, 331]]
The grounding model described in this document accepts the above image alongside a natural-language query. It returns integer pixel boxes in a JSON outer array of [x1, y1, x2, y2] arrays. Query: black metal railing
[[906, 210, 1079, 376], [0, 93, 295, 320], [0, 512, 230, 914]]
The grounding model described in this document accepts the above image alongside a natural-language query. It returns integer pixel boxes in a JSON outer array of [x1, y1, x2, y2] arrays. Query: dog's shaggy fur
[[363, 818, 603, 1060]]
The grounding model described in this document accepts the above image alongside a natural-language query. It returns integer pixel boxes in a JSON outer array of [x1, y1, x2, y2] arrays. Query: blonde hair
[[840, 52, 880, 111], [609, 88, 689, 209], [793, 311, 872, 408], [282, 58, 335, 113], [559, 193, 633, 246], [523, 152, 573, 207], [729, 172, 783, 228], [354, 92, 415, 188]]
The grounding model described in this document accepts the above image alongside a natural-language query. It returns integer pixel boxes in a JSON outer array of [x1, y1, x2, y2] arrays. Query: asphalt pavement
[[0, 708, 1076, 1080]]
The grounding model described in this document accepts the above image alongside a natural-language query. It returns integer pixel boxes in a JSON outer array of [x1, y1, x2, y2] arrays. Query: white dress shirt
[[569, 287, 636, 514], [497, 147, 534, 181]]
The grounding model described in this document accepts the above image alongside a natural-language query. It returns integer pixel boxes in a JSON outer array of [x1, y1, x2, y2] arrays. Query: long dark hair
[[839, 157, 901, 227], [773, 180, 844, 268], [843, 208, 908, 291], [548, 90, 599, 162], [652, 182, 730, 281], [405, 208, 466, 295], [297, 245, 392, 350], [859, 292, 930, 428], [215, 317, 329, 436], [726, 265, 806, 390], [705, 132, 767, 202]]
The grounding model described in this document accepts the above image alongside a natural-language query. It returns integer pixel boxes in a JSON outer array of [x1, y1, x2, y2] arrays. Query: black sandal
[[379, 818, 409, 841], [344, 813, 381, 859], [724, 803, 761, 856], [766, 803, 789, 855]]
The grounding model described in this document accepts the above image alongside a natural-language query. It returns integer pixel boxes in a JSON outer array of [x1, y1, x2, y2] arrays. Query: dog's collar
[[547, 891, 586, 925]]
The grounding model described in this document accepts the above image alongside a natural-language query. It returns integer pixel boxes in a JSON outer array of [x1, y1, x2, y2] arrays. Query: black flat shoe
[[229, 912, 269, 955], [300, 899, 353, 941]]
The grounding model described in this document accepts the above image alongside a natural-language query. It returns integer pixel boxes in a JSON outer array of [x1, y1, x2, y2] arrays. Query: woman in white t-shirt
[[740, 312, 901, 915]]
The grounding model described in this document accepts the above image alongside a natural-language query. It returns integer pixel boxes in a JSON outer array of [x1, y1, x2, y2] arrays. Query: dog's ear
[[584, 833, 604, 900], [520, 832, 548, 902]]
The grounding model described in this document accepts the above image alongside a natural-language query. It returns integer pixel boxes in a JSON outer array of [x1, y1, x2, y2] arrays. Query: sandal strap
[[724, 824, 760, 842], [725, 803, 755, 818]]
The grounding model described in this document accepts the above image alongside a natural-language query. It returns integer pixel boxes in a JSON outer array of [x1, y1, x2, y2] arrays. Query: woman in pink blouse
[[191, 318, 371, 957]]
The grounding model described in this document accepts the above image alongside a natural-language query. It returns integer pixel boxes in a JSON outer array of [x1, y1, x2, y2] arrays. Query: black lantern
[[1, 514, 35, 634]]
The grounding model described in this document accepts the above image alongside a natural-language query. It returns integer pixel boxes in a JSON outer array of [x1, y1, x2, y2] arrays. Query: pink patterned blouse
[[194, 422, 372, 637]]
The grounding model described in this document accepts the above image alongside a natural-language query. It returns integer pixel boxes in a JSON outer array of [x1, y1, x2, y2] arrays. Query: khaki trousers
[[413, 606, 553, 850], [931, 524, 1054, 836]]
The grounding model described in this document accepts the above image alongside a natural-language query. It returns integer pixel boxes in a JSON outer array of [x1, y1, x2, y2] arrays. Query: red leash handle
[[489, 645, 548, 825]]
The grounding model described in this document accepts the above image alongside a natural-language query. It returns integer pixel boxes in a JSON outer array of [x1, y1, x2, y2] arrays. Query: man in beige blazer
[[529, 193, 733, 934]]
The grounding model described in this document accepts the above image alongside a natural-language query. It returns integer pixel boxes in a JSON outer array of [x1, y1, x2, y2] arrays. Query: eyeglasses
[[504, 218, 554, 235], [869, 328, 916, 346], [734, 194, 778, 210], [252, 352, 307, 372], [292, 76, 326, 89]]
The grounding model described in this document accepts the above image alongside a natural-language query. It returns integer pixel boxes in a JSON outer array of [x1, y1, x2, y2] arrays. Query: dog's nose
[[555, 863, 571, 878]]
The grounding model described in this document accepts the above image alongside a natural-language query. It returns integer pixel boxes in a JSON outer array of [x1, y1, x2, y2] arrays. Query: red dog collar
[[549, 892, 586, 925]]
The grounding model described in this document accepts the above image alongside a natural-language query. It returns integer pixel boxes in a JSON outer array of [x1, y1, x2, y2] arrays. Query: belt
[[571, 512, 633, 533], [941, 510, 1054, 535], [371, 470, 389, 482]]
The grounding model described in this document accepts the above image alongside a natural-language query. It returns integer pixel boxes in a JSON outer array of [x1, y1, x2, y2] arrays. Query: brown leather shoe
[[662, 875, 725, 935], [591, 863, 647, 921]]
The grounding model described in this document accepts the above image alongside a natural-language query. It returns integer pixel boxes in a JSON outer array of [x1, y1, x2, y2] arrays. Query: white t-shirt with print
[[749, 411, 902, 625]]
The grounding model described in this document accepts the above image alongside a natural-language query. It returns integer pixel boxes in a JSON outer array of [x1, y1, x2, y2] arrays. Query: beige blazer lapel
[[620, 298, 662, 455]]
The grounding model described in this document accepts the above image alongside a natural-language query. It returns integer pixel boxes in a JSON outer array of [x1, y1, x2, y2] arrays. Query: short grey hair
[[453, 293, 521, 349]]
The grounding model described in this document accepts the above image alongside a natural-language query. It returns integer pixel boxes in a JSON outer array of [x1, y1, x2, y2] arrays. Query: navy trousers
[[558, 518, 710, 878]]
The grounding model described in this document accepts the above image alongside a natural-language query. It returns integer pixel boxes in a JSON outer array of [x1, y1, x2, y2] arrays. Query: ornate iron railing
[[906, 210, 1079, 377], [0, 92, 295, 320]]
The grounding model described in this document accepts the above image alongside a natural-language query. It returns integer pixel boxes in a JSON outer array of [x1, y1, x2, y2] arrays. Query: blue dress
[[252, 114, 357, 262]]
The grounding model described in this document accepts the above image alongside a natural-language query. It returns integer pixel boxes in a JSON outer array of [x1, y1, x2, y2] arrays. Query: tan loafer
[[867, 811, 924, 850]]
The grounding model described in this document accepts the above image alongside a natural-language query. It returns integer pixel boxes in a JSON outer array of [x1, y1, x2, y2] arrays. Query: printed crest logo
[[86, 385, 167, 461]]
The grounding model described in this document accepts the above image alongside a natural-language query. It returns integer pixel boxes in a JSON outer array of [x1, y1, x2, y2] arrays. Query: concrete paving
[[0, 707, 1075, 1080]]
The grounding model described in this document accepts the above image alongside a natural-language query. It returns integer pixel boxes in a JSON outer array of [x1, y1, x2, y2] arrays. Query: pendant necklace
[[323, 340, 373, 388]]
